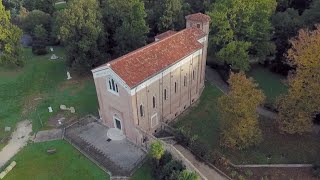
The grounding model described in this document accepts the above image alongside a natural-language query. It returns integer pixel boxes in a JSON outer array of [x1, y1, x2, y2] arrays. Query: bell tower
[[185, 13, 211, 91]]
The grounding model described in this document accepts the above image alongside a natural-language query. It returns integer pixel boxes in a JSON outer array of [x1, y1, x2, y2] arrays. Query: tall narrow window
[[108, 78, 119, 93], [153, 96, 156, 108], [164, 89, 167, 100], [184, 76, 187, 87], [193, 70, 195, 80], [140, 105, 144, 117], [109, 81, 112, 89], [174, 82, 177, 93]]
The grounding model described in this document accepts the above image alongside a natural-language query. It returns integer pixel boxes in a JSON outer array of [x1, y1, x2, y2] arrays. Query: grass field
[[3, 140, 109, 180], [0, 47, 98, 148], [173, 83, 320, 164], [248, 65, 288, 104], [131, 161, 154, 180], [55, 2, 67, 11]]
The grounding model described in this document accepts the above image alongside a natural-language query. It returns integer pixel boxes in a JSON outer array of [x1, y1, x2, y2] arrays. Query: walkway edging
[[230, 163, 313, 168]]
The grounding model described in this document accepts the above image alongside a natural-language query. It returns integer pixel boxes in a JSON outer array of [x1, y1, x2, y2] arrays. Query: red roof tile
[[96, 27, 206, 88], [185, 13, 211, 22], [155, 30, 177, 40]]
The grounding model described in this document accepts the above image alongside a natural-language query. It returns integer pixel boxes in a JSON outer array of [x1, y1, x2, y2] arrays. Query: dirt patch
[[21, 93, 43, 116], [58, 76, 90, 95], [48, 113, 78, 128]]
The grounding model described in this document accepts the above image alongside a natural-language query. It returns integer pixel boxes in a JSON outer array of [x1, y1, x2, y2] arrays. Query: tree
[[185, 0, 210, 14], [23, 0, 55, 15], [0, 1, 23, 66], [301, 0, 320, 27], [207, 0, 276, 71], [149, 140, 165, 165], [157, 0, 184, 32], [178, 170, 199, 180], [56, 0, 107, 73], [218, 72, 265, 149], [271, 8, 301, 74], [144, 0, 184, 36], [277, 26, 320, 134], [22, 10, 52, 35], [102, 0, 149, 56]]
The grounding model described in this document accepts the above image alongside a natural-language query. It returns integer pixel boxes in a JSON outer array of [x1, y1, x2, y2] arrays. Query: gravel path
[[205, 66, 278, 119], [0, 120, 32, 168]]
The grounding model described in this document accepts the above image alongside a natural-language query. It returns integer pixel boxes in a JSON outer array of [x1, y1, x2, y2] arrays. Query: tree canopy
[[0, 1, 23, 66], [102, 0, 149, 56], [277, 26, 320, 134], [149, 140, 165, 161], [207, 0, 276, 71], [56, 0, 107, 72], [218, 72, 265, 149]]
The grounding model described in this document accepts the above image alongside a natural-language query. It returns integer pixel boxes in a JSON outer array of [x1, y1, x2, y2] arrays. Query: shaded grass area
[[131, 161, 154, 180], [3, 140, 109, 180], [173, 83, 320, 164], [55, 2, 67, 11], [248, 65, 288, 103], [0, 47, 98, 147], [172, 83, 222, 148]]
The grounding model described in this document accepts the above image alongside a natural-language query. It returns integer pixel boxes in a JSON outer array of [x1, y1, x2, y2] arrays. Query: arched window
[[108, 78, 119, 93], [152, 96, 156, 108], [140, 105, 144, 117], [164, 89, 167, 100], [174, 82, 177, 93]]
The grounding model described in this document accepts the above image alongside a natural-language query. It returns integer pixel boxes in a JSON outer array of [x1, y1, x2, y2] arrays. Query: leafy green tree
[[301, 0, 320, 27], [23, 0, 55, 15], [22, 10, 52, 35], [0, 2, 23, 66], [33, 24, 47, 42], [272, 8, 302, 69], [157, 0, 184, 32], [178, 170, 199, 180], [277, 26, 320, 134], [185, 0, 210, 13], [207, 0, 276, 71], [149, 140, 165, 165], [218, 72, 265, 149], [56, 0, 107, 73], [102, 0, 149, 56]]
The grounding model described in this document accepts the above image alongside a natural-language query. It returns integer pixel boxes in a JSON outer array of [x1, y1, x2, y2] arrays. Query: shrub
[[159, 151, 172, 167], [175, 127, 191, 146], [32, 43, 48, 55], [313, 161, 320, 177], [158, 160, 185, 180], [189, 139, 209, 158], [238, 175, 246, 180], [244, 169, 253, 177]]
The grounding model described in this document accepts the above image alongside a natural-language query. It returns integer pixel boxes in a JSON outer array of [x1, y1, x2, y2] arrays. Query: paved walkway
[[205, 66, 278, 119], [33, 129, 63, 143], [65, 117, 146, 176], [173, 144, 228, 180], [0, 120, 32, 168]]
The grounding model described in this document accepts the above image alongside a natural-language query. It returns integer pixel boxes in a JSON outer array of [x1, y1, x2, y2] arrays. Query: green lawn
[[131, 161, 154, 180], [2, 140, 109, 180], [248, 65, 288, 103], [173, 83, 320, 164], [172, 83, 223, 148], [55, 2, 67, 11], [0, 47, 98, 148]]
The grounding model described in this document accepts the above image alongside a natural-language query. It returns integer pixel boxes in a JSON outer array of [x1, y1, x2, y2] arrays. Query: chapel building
[[92, 13, 210, 146]]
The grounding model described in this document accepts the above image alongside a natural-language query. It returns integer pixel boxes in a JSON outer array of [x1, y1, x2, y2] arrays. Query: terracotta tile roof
[[155, 30, 177, 40], [185, 13, 211, 22], [95, 27, 206, 88]]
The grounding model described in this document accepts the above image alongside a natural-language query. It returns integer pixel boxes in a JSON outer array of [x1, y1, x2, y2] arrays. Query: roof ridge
[[109, 28, 194, 65]]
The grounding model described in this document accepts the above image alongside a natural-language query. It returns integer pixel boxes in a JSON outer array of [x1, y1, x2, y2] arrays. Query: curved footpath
[[205, 66, 278, 120]]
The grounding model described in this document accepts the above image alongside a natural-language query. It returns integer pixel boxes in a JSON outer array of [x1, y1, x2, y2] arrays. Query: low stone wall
[[230, 162, 313, 168], [163, 142, 207, 180]]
